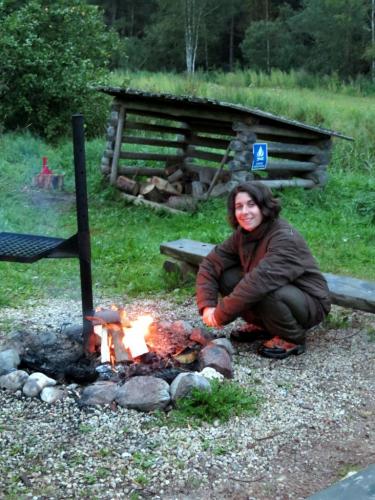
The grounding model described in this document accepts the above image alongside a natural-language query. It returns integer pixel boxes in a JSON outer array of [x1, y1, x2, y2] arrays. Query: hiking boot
[[258, 336, 305, 359]]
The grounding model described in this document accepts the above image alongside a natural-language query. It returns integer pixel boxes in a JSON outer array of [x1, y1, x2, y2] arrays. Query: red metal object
[[41, 156, 53, 174]]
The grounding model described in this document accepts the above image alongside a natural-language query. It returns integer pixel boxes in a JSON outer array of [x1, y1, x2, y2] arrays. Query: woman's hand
[[202, 307, 220, 328]]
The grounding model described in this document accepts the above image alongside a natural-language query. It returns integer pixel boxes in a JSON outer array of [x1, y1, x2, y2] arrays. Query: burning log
[[87, 307, 152, 364], [111, 326, 129, 362], [100, 327, 111, 363]]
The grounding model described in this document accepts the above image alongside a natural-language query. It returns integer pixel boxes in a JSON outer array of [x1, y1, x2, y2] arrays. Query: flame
[[123, 315, 152, 359]]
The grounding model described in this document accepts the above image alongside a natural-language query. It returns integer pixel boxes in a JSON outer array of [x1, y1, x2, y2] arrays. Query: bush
[[0, 0, 120, 139]]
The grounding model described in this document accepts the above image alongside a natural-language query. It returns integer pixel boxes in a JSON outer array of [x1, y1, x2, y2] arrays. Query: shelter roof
[[97, 86, 352, 141]]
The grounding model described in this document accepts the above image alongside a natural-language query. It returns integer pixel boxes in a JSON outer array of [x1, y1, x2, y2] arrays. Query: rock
[[212, 338, 235, 357], [40, 386, 66, 403], [170, 320, 193, 336], [63, 324, 84, 344], [199, 367, 224, 382], [170, 372, 211, 401], [190, 327, 214, 346], [116, 376, 170, 411], [0, 349, 20, 375], [7, 328, 85, 381], [79, 381, 118, 406], [23, 372, 57, 397], [198, 344, 233, 379], [0, 370, 29, 391]]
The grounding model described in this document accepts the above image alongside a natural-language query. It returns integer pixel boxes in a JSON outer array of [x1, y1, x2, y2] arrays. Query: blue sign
[[252, 143, 268, 170]]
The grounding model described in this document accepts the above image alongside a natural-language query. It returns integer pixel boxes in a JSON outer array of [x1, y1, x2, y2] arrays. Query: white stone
[[170, 372, 211, 401], [199, 367, 224, 381], [40, 386, 66, 403], [23, 372, 57, 397], [0, 370, 29, 391]]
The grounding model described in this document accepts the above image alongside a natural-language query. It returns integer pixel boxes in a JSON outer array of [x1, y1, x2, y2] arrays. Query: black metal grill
[[0, 115, 95, 353], [0, 232, 77, 263]]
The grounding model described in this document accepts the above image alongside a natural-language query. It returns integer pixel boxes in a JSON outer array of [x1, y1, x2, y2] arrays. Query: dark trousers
[[219, 267, 322, 344]]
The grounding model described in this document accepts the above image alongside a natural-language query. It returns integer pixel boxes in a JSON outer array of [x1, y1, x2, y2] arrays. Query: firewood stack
[[114, 165, 230, 214]]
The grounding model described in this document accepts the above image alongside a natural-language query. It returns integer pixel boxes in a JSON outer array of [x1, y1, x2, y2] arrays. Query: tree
[[0, 0, 120, 139], [241, 4, 305, 72], [183, 0, 206, 73], [292, 0, 368, 78], [364, 0, 375, 81]]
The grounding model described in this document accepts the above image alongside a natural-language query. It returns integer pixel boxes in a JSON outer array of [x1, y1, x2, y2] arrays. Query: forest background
[[0, 0, 374, 306], [95, 0, 375, 80]]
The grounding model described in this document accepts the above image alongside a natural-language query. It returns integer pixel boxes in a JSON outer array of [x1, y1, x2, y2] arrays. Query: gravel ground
[[0, 295, 374, 500]]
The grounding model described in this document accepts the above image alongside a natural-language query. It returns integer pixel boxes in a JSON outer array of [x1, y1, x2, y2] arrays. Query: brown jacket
[[196, 218, 331, 325]]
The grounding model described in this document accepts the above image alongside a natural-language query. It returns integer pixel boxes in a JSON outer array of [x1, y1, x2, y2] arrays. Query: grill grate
[[0, 115, 95, 352], [0, 232, 66, 263]]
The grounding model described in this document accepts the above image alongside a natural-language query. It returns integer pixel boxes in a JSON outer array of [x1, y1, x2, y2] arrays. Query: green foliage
[[94, 0, 374, 80], [162, 380, 259, 426], [323, 310, 351, 330], [0, 71, 374, 307], [292, 0, 369, 78], [132, 451, 156, 469], [367, 327, 375, 342], [0, 0, 119, 139], [353, 192, 375, 224], [241, 16, 304, 72]]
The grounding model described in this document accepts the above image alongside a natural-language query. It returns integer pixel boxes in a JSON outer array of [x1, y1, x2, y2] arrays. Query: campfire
[[88, 306, 152, 363], [83, 305, 233, 384]]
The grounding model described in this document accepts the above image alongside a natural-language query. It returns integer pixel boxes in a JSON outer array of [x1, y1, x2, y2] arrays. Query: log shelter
[[98, 87, 352, 200]]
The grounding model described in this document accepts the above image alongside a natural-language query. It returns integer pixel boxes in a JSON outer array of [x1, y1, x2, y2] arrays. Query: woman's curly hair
[[227, 182, 281, 229]]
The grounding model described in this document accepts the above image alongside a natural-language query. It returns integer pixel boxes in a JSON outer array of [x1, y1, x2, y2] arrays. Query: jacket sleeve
[[196, 232, 240, 315], [214, 228, 306, 325]]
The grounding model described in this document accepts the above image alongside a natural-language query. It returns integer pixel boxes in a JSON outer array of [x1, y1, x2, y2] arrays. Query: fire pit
[[87, 305, 225, 379], [0, 304, 234, 412]]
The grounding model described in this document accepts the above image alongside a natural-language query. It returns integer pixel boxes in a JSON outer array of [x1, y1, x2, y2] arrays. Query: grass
[[0, 70, 374, 308], [155, 379, 259, 427]]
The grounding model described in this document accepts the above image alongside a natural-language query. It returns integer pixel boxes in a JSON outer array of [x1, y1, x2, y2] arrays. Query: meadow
[[0, 70, 374, 308]]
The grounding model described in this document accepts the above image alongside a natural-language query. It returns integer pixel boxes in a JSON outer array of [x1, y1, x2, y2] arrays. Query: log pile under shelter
[[98, 87, 352, 213]]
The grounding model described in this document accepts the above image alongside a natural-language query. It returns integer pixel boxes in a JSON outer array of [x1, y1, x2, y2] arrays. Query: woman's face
[[234, 191, 263, 232]]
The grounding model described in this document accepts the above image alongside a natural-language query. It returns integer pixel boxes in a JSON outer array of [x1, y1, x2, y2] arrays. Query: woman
[[196, 182, 331, 359]]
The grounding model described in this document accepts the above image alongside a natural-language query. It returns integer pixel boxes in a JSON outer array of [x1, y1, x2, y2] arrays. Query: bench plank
[[160, 239, 375, 313]]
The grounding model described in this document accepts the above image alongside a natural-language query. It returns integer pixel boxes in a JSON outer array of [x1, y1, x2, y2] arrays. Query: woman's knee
[[265, 285, 310, 327], [219, 266, 243, 297]]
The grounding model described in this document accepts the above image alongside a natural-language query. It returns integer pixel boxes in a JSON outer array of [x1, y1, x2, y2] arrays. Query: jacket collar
[[239, 218, 274, 241]]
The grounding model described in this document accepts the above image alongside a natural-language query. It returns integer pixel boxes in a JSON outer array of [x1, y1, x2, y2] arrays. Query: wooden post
[[205, 145, 231, 201], [100, 104, 119, 175], [110, 104, 126, 186]]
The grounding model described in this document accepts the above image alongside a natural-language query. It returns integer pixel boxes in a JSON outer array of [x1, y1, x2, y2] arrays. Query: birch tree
[[182, 0, 206, 73]]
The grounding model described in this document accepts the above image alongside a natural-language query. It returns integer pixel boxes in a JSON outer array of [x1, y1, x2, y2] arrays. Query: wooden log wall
[[100, 97, 333, 202]]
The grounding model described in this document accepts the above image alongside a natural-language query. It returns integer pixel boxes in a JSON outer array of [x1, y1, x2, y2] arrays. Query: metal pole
[[72, 114, 95, 354]]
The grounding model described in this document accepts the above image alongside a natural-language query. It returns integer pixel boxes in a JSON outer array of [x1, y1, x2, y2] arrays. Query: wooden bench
[[160, 239, 375, 314]]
